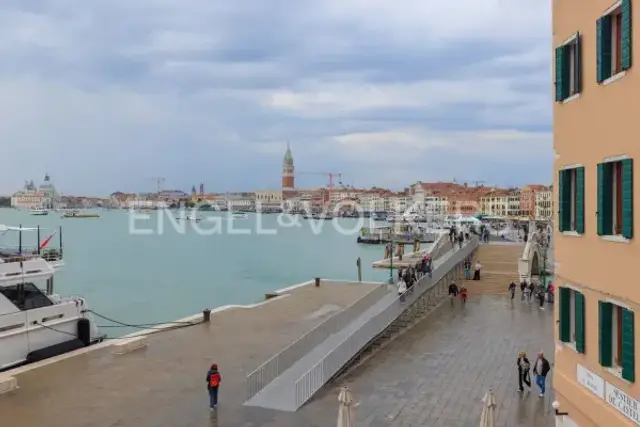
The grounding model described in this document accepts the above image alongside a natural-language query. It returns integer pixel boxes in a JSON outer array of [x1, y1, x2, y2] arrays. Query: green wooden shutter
[[559, 170, 572, 231], [621, 0, 632, 70], [622, 309, 635, 382], [622, 158, 634, 239], [599, 301, 613, 367], [575, 292, 586, 353], [559, 287, 571, 342], [597, 163, 613, 235], [576, 167, 585, 233], [555, 46, 566, 101], [597, 16, 613, 82], [575, 33, 582, 93]]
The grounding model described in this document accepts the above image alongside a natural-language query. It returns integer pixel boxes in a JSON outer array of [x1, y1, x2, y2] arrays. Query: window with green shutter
[[621, 309, 635, 382], [575, 292, 586, 353], [559, 287, 571, 342], [598, 159, 633, 239], [555, 34, 582, 102], [598, 2, 632, 83], [558, 167, 583, 233], [597, 16, 613, 82], [599, 301, 613, 367]]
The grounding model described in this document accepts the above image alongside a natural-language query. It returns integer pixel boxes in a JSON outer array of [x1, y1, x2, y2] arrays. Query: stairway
[[459, 244, 524, 296]]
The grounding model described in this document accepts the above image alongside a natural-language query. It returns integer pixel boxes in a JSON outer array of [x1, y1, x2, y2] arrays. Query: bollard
[[356, 257, 362, 282], [315, 277, 320, 287], [203, 309, 211, 323]]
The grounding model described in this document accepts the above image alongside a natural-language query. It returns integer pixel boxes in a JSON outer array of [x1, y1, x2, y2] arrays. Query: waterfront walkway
[[0, 281, 378, 427]]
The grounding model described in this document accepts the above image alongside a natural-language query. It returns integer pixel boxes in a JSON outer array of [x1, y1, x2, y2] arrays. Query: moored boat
[[0, 225, 103, 370]]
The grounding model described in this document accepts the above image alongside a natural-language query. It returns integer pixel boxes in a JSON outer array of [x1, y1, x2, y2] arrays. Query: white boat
[[29, 209, 49, 216], [0, 225, 103, 370], [232, 212, 248, 219]]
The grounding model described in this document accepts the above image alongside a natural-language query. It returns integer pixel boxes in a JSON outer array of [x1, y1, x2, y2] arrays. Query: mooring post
[[356, 257, 362, 282], [203, 309, 211, 323]]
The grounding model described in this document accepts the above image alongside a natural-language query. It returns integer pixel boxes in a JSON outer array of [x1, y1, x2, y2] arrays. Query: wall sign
[[577, 364, 605, 399], [606, 382, 640, 426]]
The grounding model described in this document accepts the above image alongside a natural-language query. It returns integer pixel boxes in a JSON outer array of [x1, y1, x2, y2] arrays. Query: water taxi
[[61, 210, 100, 219], [29, 208, 49, 216]]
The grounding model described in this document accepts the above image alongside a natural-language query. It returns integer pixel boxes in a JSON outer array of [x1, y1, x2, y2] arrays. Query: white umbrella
[[479, 389, 497, 427], [337, 386, 354, 427]]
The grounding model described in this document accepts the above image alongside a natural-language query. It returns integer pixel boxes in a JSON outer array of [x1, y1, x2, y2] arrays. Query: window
[[555, 33, 582, 102], [597, 159, 633, 239], [558, 167, 585, 233], [599, 301, 635, 382], [0, 283, 53, 311], [559, 287, 585, 353], [597, 0, 632, 83]]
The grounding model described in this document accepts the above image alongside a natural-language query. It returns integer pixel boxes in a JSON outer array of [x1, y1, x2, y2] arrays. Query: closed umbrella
[[479, 389, 497, 427], [337, 386, 354, 427]]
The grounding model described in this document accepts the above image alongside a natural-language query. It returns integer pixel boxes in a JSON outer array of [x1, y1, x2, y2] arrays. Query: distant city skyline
[[0, 1, 551, 196]]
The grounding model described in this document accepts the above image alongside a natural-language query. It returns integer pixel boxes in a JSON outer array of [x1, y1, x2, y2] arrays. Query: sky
[[0, 0, 552, 196]]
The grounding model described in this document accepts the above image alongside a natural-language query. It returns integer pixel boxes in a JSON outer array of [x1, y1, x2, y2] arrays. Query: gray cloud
[[0, 0, 551, 194]]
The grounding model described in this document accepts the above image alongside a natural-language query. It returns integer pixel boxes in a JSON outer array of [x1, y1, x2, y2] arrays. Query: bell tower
[[282, 143, 295, 189]]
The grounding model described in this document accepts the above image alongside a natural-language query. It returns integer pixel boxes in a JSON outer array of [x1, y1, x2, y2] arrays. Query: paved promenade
[[0, 281, 378, 427], [2, 285, 555, 427]]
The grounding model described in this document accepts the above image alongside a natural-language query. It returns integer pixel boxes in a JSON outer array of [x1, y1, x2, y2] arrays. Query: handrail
[[246, 282, 390, 399], [293, 238, 479, 409]]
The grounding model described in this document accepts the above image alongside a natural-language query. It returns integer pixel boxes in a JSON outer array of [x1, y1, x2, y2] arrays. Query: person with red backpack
[[206, 363, 221, 410]]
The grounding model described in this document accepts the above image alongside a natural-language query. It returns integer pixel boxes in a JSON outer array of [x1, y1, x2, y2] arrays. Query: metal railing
[[293, 239, 479, 409], [246, 282, 390, 399]]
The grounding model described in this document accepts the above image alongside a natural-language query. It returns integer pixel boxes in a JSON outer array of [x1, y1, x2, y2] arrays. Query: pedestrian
[[520, 281, 527, 301], [397, 277, 407, 301], [473, 260, 482, 280], [538, 286, 545, 310], [516, 351, 531, 392], [459, 284, 468, 305], [206, 363, 221, 410], [457, 231, 464, 249], [532, 352, 551, 397], [508, 282, 516, 300], [448, 282, 459, 306], [464, 259, 471, 280], [528, 282, 535, 303]]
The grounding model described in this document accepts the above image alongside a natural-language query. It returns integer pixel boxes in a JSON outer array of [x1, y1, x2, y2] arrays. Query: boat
[[0, 225, 103, 370], [29, 209, 49, 216], [61, 210, 100, 219], [176, 215, 202, 223], [231, 212, 248, 219]]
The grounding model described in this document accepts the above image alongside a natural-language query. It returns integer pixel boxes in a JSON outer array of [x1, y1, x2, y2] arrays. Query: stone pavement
[[1, 285, 555, 427], [0, 281, 378, 427], [299, 294, 556, 427]]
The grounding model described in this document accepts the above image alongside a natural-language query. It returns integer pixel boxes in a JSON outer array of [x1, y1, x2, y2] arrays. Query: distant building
[[11, 174, 60, 209], [534, 186, 553, 220], [282, 143, 295, 189]]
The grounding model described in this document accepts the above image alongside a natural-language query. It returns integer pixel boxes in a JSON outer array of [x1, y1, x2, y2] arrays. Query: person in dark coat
[[533, 352, 551, 397], [516, 352, 531, 392], [206, 363, 221, 409]]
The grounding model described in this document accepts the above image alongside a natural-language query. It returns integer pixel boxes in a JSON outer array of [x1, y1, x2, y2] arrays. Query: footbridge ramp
[[244, 239, 479, 412]]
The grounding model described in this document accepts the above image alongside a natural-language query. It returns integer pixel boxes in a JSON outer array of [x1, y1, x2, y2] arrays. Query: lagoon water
[[0, 208, 395, 336]]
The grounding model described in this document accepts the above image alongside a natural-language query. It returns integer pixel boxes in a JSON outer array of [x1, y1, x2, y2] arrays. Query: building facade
[[11, 175, 60, 209], [534, 186, 553, 220], [553, 0, 639, 426]]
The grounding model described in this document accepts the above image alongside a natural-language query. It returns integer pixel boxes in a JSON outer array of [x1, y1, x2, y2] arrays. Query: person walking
[[533, 352, 551, 397], [397, 277, 407, 301], [520, 281, 527, 302], [473, 260, 482, 280], [459, 285, 468, 305], [206, 363, 221, 410], [464, 259, 471, 280], [448, 282, 459, 306], [516, 352, 531, 392], [509, 282, 516, 300]]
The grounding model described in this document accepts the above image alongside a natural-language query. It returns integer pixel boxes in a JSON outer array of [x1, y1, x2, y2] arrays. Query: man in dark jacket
[[532, 352, 551, 397], [206, 363, 221, 409]]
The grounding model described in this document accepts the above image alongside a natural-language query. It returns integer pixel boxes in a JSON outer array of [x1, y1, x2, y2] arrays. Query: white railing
[[293, 239, 479, 409], [246, 283, 390, 399]]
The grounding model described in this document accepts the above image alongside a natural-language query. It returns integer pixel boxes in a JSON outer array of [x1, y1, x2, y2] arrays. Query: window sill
[[605, 367, 633, 385], [562, 231, 582, 237], [600, 235, 630, 244], [562, 93, 580, 104], [561, 341, 578, 353], [603, 71, 626, 86]]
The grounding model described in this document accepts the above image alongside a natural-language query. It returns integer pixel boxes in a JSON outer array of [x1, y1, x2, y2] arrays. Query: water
[[0, 208, 399, 336]]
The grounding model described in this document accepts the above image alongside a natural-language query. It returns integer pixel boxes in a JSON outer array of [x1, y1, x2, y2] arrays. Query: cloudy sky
[[0, 0, 552, 196]]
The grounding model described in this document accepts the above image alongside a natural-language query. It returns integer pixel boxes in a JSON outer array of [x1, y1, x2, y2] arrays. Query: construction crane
[[147, 177, 165, 194], [298, 171, 344, 190]]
